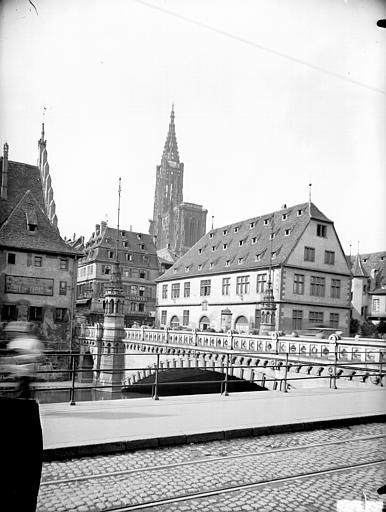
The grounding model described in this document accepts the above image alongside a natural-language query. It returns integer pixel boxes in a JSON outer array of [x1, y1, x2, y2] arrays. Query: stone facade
[[156, 202, 352, 335], [149, 107, 207, 258]]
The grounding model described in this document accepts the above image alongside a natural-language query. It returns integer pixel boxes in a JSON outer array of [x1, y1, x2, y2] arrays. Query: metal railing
[[1, 343, 384, 405]]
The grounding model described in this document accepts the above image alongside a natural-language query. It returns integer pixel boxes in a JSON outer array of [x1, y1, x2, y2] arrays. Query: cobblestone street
[[37, 422, 386, 512]]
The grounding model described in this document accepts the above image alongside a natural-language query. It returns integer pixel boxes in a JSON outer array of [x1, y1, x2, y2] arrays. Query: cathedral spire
[[162, 105, 180, 163]]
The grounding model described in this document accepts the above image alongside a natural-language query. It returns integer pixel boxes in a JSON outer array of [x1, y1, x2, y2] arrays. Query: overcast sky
[[0, 0, 385, 254]]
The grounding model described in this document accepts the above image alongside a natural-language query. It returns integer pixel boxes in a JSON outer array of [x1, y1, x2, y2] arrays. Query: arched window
[[170, 315, 180, 329], [199, 316, 210, 331], [235, 315, 249, 334]]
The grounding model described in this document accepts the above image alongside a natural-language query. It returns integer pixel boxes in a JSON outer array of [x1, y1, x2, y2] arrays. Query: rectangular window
[[130, 285, 138, 296], [7, 253, 16, 264], [55, 308, 67, 322], [293, 274, 305, 295], [331, 279, 341, 299], [373, 298, 380, 312], [236, 275, 250, 295], [29, 306, 43, 322], [309, 311, 323, 324], [130, 302, 138, 312], [324, 250, 335, 265], [292, 310, 303, 330], [59, 281, 67, 295], [310, 276, 325, 297], [183, 310, 189, 326], [162, 284, 168, 299], [34, 256, 42, 267], [123, 241, 129, 248], [108, 251, 114, 259], [317, 224, 327, 238], [200, 279, 211, 296], [171, 283, 180, 299], [330, 313, 339, 328], [138, 303, 145, 312], [1, 304, 17, 321], [139, 286, 145, 297], [304, 246, 315, 262], [126, 254, 132, 261], [257, 273, 267, 293], [222, 277, 230, 295], [184, 282, 190, 298], [59, 258, 69, 270], [161, 310, 167, 325]]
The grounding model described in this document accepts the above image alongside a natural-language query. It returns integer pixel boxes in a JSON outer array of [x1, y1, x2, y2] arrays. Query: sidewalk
[[40, 387, 386, 460]]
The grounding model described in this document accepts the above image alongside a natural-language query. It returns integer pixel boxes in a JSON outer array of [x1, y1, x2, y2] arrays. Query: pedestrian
[[4, 320, 43, 398]]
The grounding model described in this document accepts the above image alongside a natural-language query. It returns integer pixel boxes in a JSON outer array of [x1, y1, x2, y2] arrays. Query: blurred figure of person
[[0, 321, 43, 511], [4, 321, 43, 399]]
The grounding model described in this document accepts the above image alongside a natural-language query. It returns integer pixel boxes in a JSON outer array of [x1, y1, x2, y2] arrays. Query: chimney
[[95, 224, 100, 235], [101, 221, 107, 229], [1, 142, 9, 200]]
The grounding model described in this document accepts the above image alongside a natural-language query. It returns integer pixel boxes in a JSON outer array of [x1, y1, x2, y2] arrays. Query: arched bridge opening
[[122, 367, 267, 397]]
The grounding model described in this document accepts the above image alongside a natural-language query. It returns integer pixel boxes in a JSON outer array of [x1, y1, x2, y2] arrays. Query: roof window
[[225, 260, 230, 267], [209, 262, 214, 269], [211, 246, 216, 251], [249, 221, 255, 229], [282, 214, 288, 221], [209, 233, 214, 239], [264, 219, 270, 226], [270, 233, 276, 240], [26, 211, 38, 232], [297, 209, 303, 216], [234, 226, 239, 233], [238, 257, 244, 264], [198, 248, 203, 254], [251, 237, 257, 244], [223, 229, 228, 235], [284, 229, 291, 236], [198, 264, 202, 270], [239, 240, 244, 246], [223, 243, 228, 250]]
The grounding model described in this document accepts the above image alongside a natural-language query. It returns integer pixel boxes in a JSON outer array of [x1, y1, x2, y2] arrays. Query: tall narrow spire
[[162, 105, 180, 163], [37, 123, 58, 228]]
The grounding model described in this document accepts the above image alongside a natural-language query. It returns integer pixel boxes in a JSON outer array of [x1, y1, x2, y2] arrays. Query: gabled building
[[149, 107, 207, 259], [349, 251, 386, 323], [0, 129, 80, 345], [75, 223, 160, 326], [156, 202, 351, 335]]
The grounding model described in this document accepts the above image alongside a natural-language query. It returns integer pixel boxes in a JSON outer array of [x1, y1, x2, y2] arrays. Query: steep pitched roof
[[351, 253, 368, 277], [0, 190, 79, 255], [0, 159, 45, 226], [157, 202, 332, 282]]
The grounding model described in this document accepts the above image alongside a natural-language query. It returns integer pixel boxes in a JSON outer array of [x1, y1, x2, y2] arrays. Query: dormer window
[[185, 266, 190, 272], [272, 251, 277, 260], [234, 226, 239, 233], [225, 260, 230, 267], [26, 211, 38, 232], [223, 229, 228, 235], [270, 233, 276, 240], [238, 257, 243, 264], [211, 246, 216, 252], [209, 262, 214, 269], [209, 233, 214, 239], [255, 254, 261, 262], [198, 264, 202, 270], [121, 231, 126, 237], [284, 229, 291, 236], [264, 219, 269, 226], [282, 214, 288, 221], [249, 221, 255, 229], [251, 237, 257, 244], [239, 240, 244, 246], [198, 248, 203, 254], [223, 243, 228, 250], [363, 258, 368, 263], [137, 233, 142, 240], [297, 209, 303, 216]]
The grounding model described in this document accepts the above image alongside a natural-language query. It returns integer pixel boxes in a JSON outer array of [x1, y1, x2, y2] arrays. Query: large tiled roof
[[0, 191, 79, 255], [157, 202, 332, 282], [0, 159, 45, 226]]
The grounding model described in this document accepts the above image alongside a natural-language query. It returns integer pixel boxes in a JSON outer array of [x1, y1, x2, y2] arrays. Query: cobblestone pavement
[[37, 422, 386, 512]]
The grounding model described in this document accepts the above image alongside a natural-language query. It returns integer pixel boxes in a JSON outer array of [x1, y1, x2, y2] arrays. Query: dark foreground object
[[0, 397, 43, 511]]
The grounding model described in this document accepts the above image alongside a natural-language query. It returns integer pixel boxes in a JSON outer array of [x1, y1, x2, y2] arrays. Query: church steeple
[[162, 105, 180, 163]]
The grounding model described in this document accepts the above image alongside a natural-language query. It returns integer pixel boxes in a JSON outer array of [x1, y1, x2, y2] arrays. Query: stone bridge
[[76, 327, 386, 392]]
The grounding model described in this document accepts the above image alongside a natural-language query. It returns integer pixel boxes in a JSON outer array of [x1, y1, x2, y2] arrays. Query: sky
[[0, 0, 385, 254]]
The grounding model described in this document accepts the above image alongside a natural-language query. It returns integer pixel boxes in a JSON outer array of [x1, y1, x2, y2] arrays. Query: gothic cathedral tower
[[149, 107, 207, 259]]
